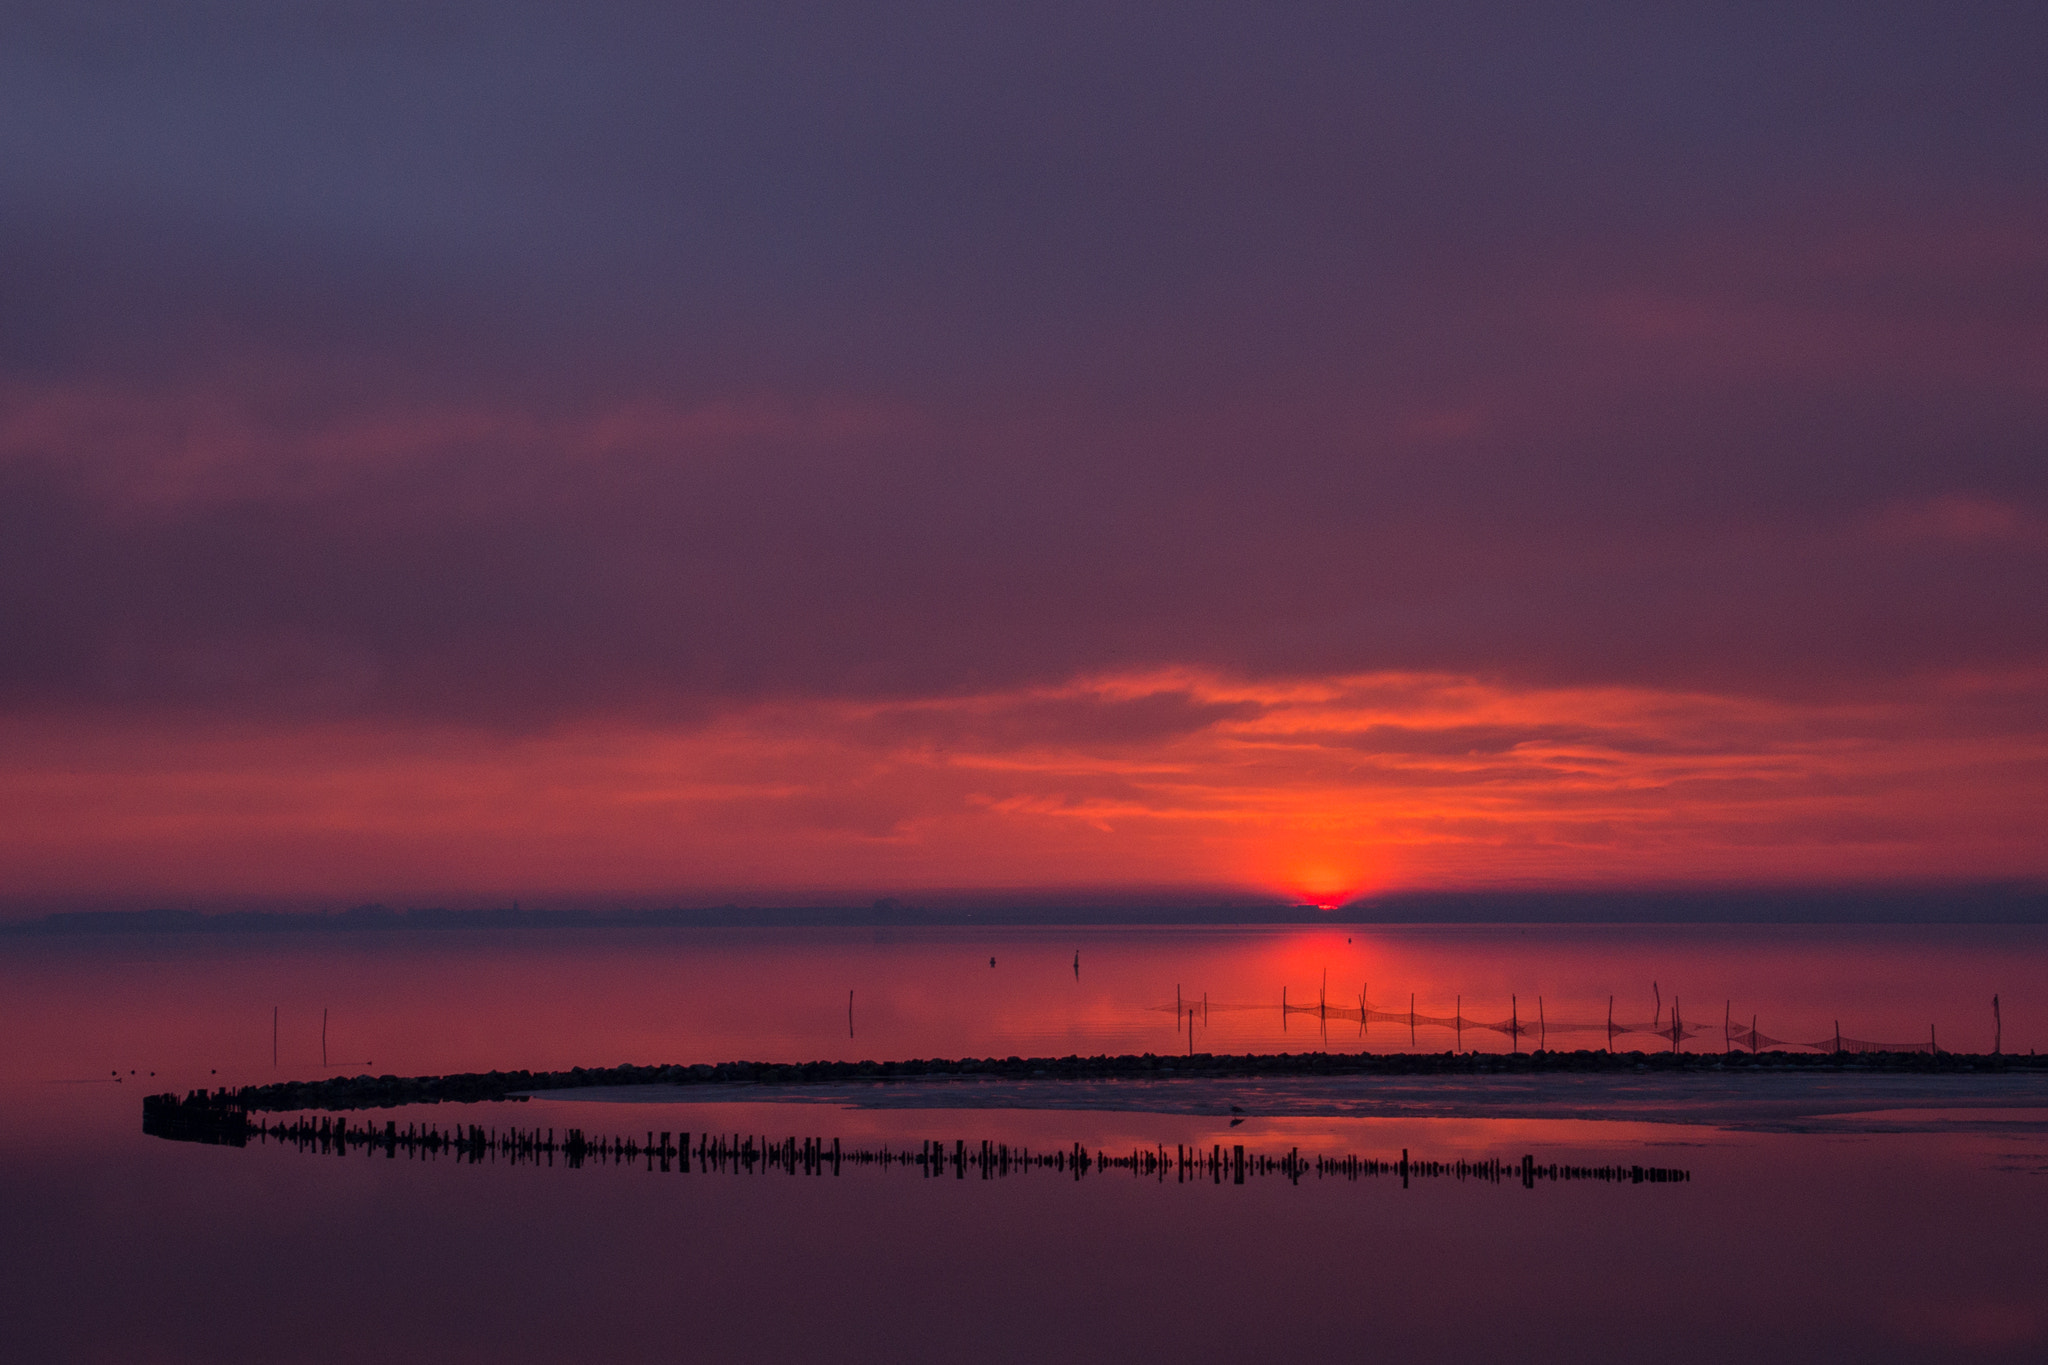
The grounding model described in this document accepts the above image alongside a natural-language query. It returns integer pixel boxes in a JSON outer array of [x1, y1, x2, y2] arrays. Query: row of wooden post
[[1183, 984, 2008, 1056], [229, 1112, 1691, 1187]]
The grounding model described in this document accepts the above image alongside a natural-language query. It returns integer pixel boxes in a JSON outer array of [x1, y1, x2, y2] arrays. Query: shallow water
[[3, 924, 2045, 1362]]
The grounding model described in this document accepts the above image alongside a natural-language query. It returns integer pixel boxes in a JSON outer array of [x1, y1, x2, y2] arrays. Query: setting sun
[[1285, 861, 1368, 908]]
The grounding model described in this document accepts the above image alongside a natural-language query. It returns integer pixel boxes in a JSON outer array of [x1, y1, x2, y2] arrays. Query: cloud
[[1865, 494, 2040, 546], [2, 8, 2048, 897], [2, 669, 2042, 906]]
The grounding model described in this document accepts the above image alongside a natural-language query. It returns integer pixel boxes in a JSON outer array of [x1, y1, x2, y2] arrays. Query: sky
[[2, 3, 2045, 911]]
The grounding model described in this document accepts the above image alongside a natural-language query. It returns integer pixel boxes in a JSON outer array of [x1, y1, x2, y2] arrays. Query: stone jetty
[[222, 1047, 2047, 1116]]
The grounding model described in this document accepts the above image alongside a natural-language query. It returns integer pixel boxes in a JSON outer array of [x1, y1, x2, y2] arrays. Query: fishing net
[[1158, 992, 1927, 1051]]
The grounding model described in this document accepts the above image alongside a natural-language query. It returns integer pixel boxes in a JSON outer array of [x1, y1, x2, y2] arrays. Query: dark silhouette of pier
[[215, 1047, 2048, 1117], [142, 1091, 1690, 1190]]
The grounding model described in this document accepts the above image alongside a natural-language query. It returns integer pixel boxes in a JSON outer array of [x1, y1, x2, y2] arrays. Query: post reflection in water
[[3, 924, 2045, 1364], [6, 924, 2042, 1094]]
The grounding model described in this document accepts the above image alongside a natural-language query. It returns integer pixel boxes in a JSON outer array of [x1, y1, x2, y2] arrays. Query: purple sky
[[3, 5, 2045, 904]]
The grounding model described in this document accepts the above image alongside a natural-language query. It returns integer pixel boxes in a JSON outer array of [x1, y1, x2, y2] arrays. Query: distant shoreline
[[219, 1048, 2048, 1113], [12, 885, 2048, 934]]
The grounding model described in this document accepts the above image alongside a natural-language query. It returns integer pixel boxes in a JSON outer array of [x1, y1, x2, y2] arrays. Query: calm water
[[4, 924, 2045, 1362]]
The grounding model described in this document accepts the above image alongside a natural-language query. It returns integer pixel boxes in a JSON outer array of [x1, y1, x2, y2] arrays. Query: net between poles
[[1157, 995, 1934, 1051]]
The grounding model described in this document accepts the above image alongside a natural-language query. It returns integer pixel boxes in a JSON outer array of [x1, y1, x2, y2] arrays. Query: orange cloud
[[2, 667, 2044, 904]]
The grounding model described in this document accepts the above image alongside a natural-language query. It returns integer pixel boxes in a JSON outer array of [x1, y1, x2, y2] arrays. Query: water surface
[[3, 924, 2043, 1363]]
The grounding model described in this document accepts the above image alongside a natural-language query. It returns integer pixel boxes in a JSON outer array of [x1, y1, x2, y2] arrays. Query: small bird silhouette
[[989, 956, 996, 968]]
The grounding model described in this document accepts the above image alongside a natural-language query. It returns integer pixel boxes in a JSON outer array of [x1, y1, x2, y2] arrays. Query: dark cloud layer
[[3, 3, 2046, 730]]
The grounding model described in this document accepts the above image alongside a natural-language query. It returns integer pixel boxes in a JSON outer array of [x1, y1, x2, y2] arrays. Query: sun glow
[[1285, 861, 1369, 909], [0, 665, 2043, 899]]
